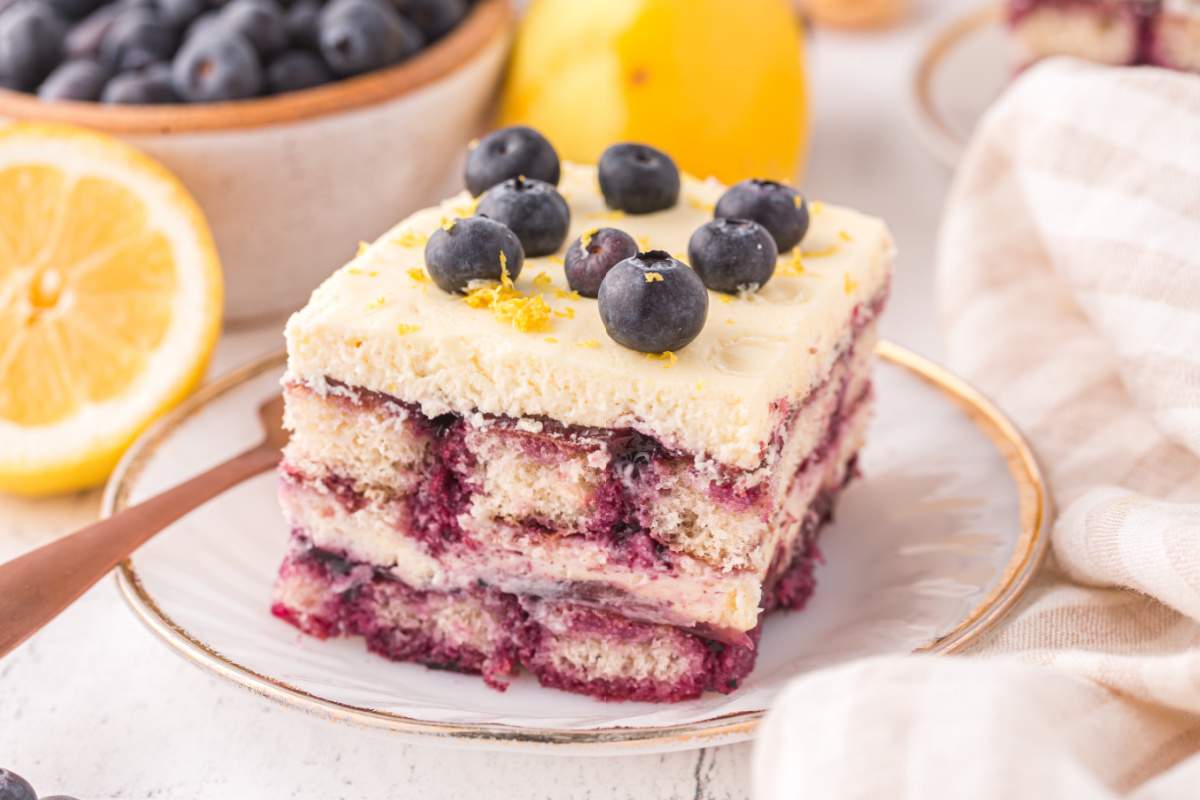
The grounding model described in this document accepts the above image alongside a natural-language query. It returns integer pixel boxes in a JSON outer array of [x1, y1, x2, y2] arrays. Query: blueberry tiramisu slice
[[272, 132, 894, 702], [1148, 0, 1200, 70], [1006, 0, 1152, 66]]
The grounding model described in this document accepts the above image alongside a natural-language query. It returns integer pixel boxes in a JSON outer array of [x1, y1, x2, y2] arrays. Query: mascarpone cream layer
[[286, 162, 893, 468]]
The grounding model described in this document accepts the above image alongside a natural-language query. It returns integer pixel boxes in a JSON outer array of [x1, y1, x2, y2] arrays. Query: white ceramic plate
[[909, 6, 1009, 168], [108, 343, 1048, 755]]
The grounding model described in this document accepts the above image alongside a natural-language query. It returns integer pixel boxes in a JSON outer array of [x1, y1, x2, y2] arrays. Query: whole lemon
[[500, 0, 809, 184]]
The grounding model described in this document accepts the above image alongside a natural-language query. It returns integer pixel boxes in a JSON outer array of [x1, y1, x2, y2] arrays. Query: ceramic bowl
[[0, 0, 513, 322]]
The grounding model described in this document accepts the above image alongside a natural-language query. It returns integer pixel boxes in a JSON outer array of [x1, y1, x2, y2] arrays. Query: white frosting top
[[286, 163, 893, 468]]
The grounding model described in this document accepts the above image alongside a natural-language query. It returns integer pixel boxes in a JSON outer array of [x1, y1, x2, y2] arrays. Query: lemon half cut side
[[0, 122, 223, 495]]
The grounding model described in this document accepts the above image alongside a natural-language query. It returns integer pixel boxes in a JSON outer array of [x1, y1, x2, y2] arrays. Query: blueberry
[[423, 216, 525, 294], [597, 250, 708, 353], [102, 62, 176, 102], [463, 125, 559, 197], [687, 218, 778, 294], [184, 9, 219, 39], [64, 2, 121, 59], [99, 7, 176, 71], [318, 0, 422, 78], [564, 227, 637, 298], [38, 58, 109, 100], [476, 176, 570, 258], [156, 0, 207, 28], [0, 2, 68, 91], [0, 769, 36, 800], [45, 0, 106, 21], [219, 0, 288, 58], [713, 179, 809, 253], [394, 0, 466, 40], [284, 0, 320, 48], [266, 48, 328, 93], [597, 142, 680, 215], [172, 28, 263, 101]]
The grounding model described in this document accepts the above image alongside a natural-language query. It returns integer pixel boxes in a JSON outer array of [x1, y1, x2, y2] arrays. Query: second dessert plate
[[909, 5, 1009, 168], [108, 343, 1048, 755]]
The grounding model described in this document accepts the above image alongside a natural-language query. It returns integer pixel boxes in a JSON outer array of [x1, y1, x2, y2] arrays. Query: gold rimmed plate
[[909, 5, 1008, 168], [107, 343, 1049, 755]]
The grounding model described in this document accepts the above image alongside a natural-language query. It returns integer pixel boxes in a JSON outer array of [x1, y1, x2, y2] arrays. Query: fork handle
[[0, 443, 280, 659]]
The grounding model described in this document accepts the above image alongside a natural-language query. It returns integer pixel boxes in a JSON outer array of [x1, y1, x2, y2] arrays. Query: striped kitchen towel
[[755, 59, 1200, 798]]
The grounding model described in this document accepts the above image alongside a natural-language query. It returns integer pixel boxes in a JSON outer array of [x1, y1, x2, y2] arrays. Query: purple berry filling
[[272, 487, 836, 702]]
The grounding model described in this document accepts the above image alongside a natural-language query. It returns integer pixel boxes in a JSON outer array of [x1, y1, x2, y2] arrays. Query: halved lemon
[[0, 122, 223, 496]]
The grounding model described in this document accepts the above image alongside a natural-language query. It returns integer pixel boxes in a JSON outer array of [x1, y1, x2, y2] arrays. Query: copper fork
[[0, 395, 288, 659]]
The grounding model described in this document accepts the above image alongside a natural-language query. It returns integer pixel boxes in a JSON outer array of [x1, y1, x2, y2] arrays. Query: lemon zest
[[440, 217, 456, 232], [463, 256, 552, 333], [717, 293, 734, 304], [533, 272, 554, 288], [811, 201, 824, 215], [393, 229, 427, 248], [576, 339, 601, 349], [644, 351, 677, 368], [356, 241, 370, 257], [636, 235, 652, 251], [838, 230, 853, 242], [687, 196, 715, 213], [553, 287, 581, 301], [544, 336, 559, 344], [397, 323, 420, 336], [802, 245, 839, 259], [779, 249, 805, 277], [644, 271, 664, 283], [843, 273, 858, 295], [554, 306, 575, 319], [407, 267, 430, 283], [580, 227, 599, 249], [366, 296, 387, 310]]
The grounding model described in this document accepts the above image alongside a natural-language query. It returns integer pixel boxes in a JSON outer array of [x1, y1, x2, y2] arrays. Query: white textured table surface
[[1, 3, 971, 796]]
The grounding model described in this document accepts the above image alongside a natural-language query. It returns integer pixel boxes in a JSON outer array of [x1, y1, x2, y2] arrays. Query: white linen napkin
[[754, 58, 1200, 799]]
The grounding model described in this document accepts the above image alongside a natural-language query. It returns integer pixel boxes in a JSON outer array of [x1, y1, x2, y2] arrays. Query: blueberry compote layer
[[272, 489, 834, 702]]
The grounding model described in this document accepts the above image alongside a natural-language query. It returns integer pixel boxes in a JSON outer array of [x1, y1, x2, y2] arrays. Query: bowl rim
[[0, 0, 512, 135]]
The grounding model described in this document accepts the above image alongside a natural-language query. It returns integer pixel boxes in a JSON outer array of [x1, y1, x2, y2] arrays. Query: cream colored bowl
[[0, 0, 513, 322]]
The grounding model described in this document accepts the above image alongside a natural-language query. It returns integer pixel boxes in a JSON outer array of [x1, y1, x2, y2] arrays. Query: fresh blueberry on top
[[394, 0, 467, 41], [687, 218, 778, 294], [171, 28, 263, 101], [476, 176, 570, 258], [98, 6, 176, 71], [424, 216, 525, 294], [0, 769, 36, 800], [597, 142, 680, 215], [102, 61, 176, 103], [38, 58, 108, 100], [714, 179, 809, 253], [266, 48, 329, 93], [318, 0, 423, 78], [463, 125, 560, 197], [597, 250, 708, 353], [564, 227, 637, 298], [218, 0, 289, 59], [0, 2, 68, 91], [63, 2, 120, 60]]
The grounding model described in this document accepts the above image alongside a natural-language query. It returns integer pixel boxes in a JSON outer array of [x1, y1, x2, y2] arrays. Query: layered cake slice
[[1007, 0, 1152, 66], [273, 129, 893, 702], [1148, 0, 1200, 70]]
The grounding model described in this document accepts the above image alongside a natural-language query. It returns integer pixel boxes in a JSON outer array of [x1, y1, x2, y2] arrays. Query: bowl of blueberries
[[0, 0, 512, 320]]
